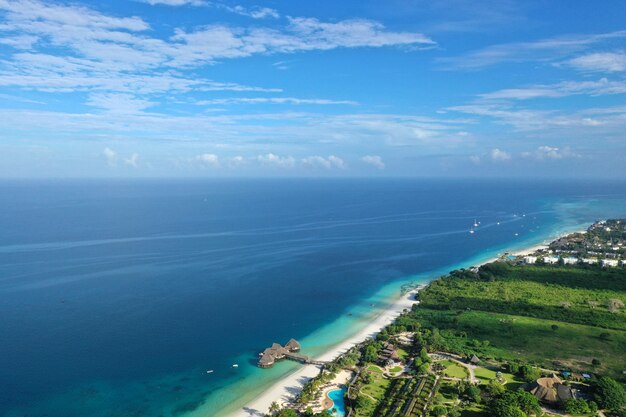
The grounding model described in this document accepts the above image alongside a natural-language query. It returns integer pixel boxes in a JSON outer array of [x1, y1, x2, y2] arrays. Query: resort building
[[379, 342, 400, 366], [602, 259, 619, 267], [285, 338, 301, 352], [582, 258, 598, 265], [258, 339, 302, 368], [469, 355, 481, 365], [563, 257, 578, 265], [523, 256, 537, 264], [544, 256, 559, 264], [527, 374, 576, 405]]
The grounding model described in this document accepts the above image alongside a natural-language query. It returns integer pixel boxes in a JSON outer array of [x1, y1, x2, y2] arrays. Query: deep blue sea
[[1, 179, 625, 417]]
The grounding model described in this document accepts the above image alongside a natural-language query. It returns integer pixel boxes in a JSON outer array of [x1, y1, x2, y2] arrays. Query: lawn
[[366, 365, 383, 373], [439, 360, 469, 379], [474, 367, 497, 382], [388, 366, 403, 373]]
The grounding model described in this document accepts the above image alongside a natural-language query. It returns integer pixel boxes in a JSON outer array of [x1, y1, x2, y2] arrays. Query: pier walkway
[[284, 351, 327, 366]]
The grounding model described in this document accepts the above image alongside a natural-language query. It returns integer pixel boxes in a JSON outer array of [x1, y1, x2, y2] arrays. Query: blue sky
[[0, 0, 625, 177]]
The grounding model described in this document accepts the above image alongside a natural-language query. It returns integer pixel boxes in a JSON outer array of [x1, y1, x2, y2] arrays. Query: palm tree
[[269, 401, 280, 415]]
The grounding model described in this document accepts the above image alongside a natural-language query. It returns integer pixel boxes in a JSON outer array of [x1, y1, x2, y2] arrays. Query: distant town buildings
[[518, 220, 624, 267]]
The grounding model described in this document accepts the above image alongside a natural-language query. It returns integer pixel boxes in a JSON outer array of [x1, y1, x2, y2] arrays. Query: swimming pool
[[327, 387, 347, 417]]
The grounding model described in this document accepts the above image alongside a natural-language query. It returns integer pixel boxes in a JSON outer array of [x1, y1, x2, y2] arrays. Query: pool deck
[[313, 370, 353, 413]]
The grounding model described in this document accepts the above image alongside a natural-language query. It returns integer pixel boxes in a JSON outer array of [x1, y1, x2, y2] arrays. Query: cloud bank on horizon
[[0, 0, 624, 178]]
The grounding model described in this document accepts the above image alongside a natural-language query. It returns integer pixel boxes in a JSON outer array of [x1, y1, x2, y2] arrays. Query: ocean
[[1, 178, 625, 417]]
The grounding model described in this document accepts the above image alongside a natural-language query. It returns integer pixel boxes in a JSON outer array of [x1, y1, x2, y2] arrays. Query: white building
[[582, 258, 598, 265], [544, 256, 559, 264], [524, 256, 537, 264], [563, 257, 578, 265], [602, 259, 619, 267]]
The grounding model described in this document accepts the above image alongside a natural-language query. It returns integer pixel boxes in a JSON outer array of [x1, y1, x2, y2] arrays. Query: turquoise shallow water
[[0, 179, 624, 417]]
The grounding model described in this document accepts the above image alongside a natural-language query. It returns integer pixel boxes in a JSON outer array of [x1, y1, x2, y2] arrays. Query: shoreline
[[230, 289, 419, 417], [228, 225, 590, 417]]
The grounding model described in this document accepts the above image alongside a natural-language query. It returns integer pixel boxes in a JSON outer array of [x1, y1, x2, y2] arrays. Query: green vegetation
[[595, 376, 626, 412], [408, 262, 626, 376], [408, 308, 626, 375], [564, 398, 598, 416], [420, 264, 626, 330], [438, 360, 469, 378]]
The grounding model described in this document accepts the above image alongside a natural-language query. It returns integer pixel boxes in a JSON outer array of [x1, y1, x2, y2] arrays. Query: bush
[[519, 365, 541, 382], [564, 398, 592, 416], [595, 376, 626, 411]]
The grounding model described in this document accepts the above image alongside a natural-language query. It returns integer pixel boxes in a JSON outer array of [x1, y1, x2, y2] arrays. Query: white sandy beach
[[229, 289, 418, 417], [230, 228, 590, 417]]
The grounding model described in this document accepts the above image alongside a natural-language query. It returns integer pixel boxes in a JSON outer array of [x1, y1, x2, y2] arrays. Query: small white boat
[[232, 364, 239, 368], [496, 222, 500, 225], [473, 219, 479, 227], [469, 229, 475, 234], [514, 233, 519, 236], [206, 370, 214, 374]]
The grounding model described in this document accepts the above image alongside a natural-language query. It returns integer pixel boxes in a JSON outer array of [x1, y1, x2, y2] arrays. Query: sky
[[0, 0, 625, 178]]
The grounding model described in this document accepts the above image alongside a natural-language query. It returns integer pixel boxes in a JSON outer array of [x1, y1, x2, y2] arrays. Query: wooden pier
[[257, 339, 327, 368]]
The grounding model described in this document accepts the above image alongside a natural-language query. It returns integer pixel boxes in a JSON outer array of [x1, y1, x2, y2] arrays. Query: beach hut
[[285, 339, 301, 352], [258, 349, 276, 368]]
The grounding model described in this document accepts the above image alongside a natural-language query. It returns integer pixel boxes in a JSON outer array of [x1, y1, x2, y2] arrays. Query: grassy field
[[420, 264, 626, 330], [412, 308, 626, 377]]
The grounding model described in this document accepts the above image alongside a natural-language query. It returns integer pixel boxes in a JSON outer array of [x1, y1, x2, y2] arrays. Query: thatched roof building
[[469, 355, 481, 365], [285, 339, 301, 352], [257, 339, 302, 368], [258, 348, 276, 368], [527, 374, 575, 404]]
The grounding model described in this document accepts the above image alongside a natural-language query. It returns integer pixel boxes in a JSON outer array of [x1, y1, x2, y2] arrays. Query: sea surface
[[1, 178, 625, 417]]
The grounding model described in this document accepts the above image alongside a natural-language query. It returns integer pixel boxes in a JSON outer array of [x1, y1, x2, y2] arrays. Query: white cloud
[[226, 5, 279, 19], [327, 155, 346, 169], [0, 0, 432, 116], [440, 30, 626, 69], [256, 153, 296, 168], [490, 148, 511, 161], [0, 34, 38, 49], [469, 155, 481, 164], [361, 155, 385, 169], [522, 146, 580, 160], [196, 153, 220, 167], [102, 147, 118, 166], [125, 153, 140, 167], [480, 78, 626, 100], [301, 155, 346, 169], [566, 52, 626, 73], [228, 155, 246, 167], [169, 18, 434, 67], [86, 92, 156, 113], [141, 0, 206, 5], [195, 97, 357, 106]]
